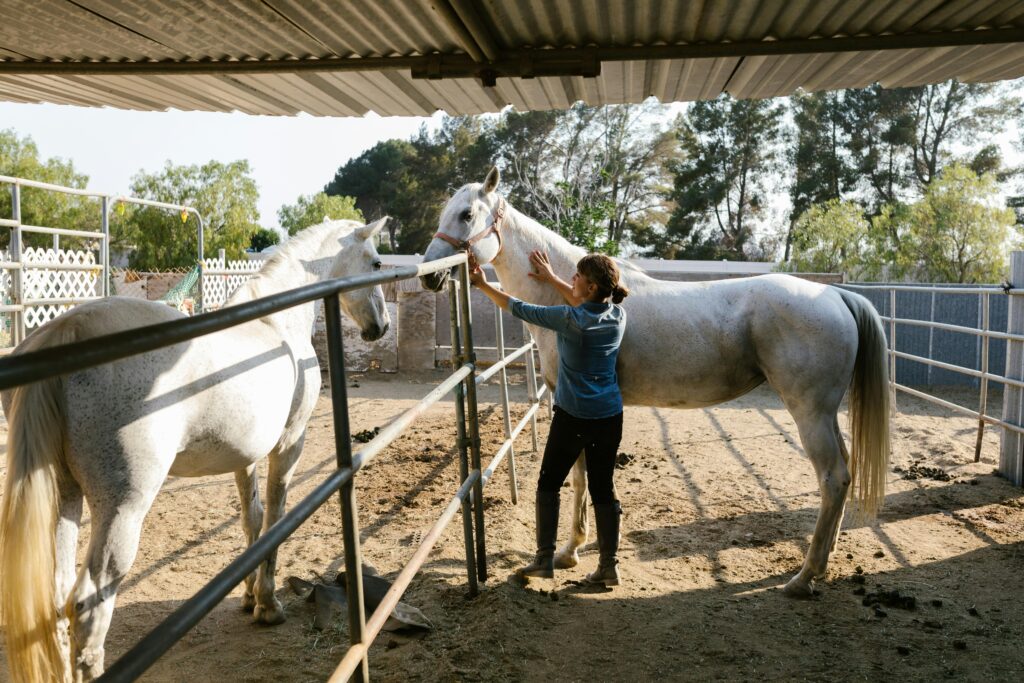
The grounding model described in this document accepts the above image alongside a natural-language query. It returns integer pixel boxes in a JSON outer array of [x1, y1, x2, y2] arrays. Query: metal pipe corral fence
[[842, 275, 1024, 485], [0, 250, 546, 682]]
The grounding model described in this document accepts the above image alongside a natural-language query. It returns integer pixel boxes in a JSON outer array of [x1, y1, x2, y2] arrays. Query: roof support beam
[[1, 28, 1022, 79], [429, 0, 486, 63]]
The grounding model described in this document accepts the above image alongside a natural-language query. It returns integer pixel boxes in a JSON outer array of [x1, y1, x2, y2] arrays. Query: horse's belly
[[169, 439, 275, 477], [169, 389, 295, 477], [618, 353, 764, 408]]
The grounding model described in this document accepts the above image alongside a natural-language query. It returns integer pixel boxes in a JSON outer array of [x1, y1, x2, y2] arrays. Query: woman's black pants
[[536, 406, 623, 504]]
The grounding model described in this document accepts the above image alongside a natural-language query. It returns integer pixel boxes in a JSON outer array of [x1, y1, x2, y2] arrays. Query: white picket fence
[[0, 246, 101, 330], [200, 255, 262, 311]]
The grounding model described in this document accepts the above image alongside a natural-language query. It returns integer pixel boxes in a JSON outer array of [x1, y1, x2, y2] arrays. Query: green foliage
[[904, 164, 1018, 283], [113, 160, 260, 270], [326, 119, 494, 253], [841, 84, 918, 211], [786, 91, 857, 259], [278, 192, 362, 236], [540, 182, 618, 254], [789, 200, 868, 273], [0, 129, 93, 249], [656, 95, 784, 260], [326, 104, 673, 253], [249, 227, 280, 252]]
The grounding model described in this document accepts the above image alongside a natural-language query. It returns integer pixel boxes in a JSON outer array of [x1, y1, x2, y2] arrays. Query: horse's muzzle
[[361, 321, 389, 342], [419, 270, 449, 292]]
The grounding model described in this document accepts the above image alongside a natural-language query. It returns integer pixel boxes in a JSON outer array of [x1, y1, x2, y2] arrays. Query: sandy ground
[[2, 371, 1024, 682]]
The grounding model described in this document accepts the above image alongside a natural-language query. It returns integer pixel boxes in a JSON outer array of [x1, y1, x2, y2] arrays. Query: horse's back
[[17, 297, 301, 479], [615, 274, 856, 408]]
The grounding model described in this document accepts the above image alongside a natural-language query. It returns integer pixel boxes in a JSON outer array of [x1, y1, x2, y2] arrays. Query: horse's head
[[331, 216, 391, 341], [420, 166, 504, 292]]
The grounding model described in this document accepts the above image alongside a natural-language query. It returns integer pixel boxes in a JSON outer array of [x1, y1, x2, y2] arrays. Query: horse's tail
[[1, 319, 80, 683], [835, 287, 891, 519]]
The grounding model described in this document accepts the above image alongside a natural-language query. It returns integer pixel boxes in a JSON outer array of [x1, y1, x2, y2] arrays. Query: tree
[[658, 95, 785, 260], [841, 84, 918, 211], [326, 118, 494, 253], [909, 80, 1016, 189], [113, 160, 260, 270], [788, 200, 868, 274], [786, 91, 856, 260], [0, 129, 92, 249], [249, 227, 279, 252], [493, 102, 675, 252], [325, 139, 414, 251], [905, 164, 1018, 283], [278, 192, 362, 236]]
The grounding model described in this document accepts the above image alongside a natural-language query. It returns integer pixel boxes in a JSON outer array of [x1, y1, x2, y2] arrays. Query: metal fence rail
[[0, 252, 543, 682], [842, 280, 1024, 484], [1, 175, 210, 343]]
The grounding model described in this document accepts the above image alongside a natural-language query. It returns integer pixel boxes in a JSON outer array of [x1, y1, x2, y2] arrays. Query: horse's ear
[[355, 216, 388, 241], [482, 166, 500, 194]]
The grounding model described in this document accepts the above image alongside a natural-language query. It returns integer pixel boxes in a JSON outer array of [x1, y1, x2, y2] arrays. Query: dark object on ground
[[894, 462, 953, 482], [353, 426, 382, 443], [287, 569, 432, 633], [615, 452, 635, 469], [862, 588, 916, 611]]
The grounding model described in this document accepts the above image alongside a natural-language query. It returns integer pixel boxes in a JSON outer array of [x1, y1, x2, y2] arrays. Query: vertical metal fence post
[[494, 297, 519, 504], [100, 196, 110, 297], [448, 278, 479, 596], [457, 262, 487, 582], [975, 292, 990, 462], [324, 293, 369, 682], [10, 183, 24, 344], [927, 290, 936, 386], [522, 321, 539, 452], [1001, 253, 1024, 486], [889, 288, 897, 414]]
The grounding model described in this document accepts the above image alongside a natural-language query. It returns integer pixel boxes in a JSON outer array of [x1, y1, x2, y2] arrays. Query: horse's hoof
[[241, 592, 256, 612], [782, 575, 815, 599], [254, 602, 287, 625], [553, 550, 579, 569]]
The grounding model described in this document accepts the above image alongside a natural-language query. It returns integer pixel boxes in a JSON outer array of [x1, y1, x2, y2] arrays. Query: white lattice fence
[[202, 257, 263, 311], [22, 247, 101, 329]]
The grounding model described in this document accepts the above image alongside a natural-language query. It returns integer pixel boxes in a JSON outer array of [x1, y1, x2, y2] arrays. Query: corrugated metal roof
[[0, 1, 1022, 116]]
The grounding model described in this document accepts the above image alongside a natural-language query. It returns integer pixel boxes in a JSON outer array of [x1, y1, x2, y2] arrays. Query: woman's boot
[[517, 490, 560, 579], [585, 501, 621, 586]]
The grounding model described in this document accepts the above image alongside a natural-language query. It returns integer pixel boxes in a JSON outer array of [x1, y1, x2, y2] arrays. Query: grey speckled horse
[[420, 168, 891, 598], [0, 218, 390, 683]]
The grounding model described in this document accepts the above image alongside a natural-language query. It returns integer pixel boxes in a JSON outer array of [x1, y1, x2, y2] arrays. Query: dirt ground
[[2, 371, 1024, 682]]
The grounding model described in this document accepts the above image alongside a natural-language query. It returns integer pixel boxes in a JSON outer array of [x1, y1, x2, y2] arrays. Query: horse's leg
[[554, 452, 588, 569], [830, 416, 851, 552], [68, 492, 157, 681], [235, 464, 264, 612], [784, 409, 850, 597], [253, 434, 304, 625], [56, 478, 84, 674]]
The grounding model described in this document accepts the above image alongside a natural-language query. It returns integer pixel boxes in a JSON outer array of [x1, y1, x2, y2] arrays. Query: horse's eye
[[459, 210, 472, 222], [373, 261, 382, 270]]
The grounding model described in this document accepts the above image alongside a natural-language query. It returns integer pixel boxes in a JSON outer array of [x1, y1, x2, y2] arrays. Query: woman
[[468, 249, 629, 587]]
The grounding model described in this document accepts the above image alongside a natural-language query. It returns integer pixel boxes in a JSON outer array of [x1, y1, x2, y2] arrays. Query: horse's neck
[[229, 230, 338, 345], [491, 206, 584, 306]]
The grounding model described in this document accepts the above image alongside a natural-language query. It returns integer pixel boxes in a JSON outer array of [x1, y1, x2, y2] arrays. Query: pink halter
[[433, 197, 506, 258]]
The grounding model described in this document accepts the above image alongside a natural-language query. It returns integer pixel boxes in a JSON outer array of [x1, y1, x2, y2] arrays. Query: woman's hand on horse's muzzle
[[467, 253, 486, 286]]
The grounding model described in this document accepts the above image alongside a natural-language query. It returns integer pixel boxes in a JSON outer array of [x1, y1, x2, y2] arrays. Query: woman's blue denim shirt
[[508, 298, 626, 419]]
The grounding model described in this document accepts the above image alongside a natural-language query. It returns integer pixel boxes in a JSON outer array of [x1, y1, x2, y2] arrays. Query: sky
[[0, 102, 445, 231]]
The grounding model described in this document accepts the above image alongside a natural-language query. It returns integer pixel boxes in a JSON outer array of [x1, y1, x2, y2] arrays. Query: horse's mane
[[231, 218, 359, 304]]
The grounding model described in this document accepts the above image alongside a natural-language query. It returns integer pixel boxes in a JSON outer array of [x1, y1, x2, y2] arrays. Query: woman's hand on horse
[[528, 250, 556, 283], [467, 252, 486, 287]]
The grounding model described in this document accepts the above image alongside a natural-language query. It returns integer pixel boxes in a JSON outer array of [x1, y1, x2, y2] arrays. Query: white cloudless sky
[[0, 102, 444, 230]]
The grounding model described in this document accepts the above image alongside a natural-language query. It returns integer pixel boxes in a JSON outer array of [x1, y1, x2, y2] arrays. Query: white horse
[[420, 168, 890, 597], [0, 217, 390, 683]]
